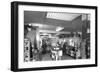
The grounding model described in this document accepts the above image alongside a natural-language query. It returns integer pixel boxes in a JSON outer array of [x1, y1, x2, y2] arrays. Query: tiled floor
[[42, 53, 74, 61], [61, 55, 74, 60]]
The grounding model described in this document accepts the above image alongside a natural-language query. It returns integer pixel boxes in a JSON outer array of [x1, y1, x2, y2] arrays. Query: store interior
[[24, 11, 90, 62]]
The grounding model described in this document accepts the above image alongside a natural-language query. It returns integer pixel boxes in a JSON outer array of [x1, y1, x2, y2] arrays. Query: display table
[[51, 48, 62, 60]]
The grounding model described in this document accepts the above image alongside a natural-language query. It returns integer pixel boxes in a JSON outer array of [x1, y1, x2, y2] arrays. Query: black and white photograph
[[11, 1, 97, 71], [24, 11, 91, 62]]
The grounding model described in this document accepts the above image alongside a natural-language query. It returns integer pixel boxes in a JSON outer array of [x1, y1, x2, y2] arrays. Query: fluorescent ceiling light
[[56, 27, 64, 31], [30, 23, 43, 28], [46, 12, 81, 21], [29, 23, 32, 26]]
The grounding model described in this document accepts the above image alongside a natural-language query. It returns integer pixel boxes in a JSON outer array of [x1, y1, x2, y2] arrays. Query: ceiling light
[[56, 27, 64, 31], [47, 12, 81, 21], [30, 23, 43, 28], [29, 23, 32, 26]]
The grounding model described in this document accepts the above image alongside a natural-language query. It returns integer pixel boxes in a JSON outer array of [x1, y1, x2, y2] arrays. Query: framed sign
[[11, 1, 98, 72]]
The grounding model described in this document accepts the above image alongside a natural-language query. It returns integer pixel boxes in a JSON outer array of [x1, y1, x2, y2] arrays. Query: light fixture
[[56, 27, 64, 31], [29, 23, 32, 26], [30, 23, 44, 28], [46, 12, 81, 21]]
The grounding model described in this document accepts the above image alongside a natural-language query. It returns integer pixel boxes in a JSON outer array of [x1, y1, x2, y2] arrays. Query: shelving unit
[[24, 38, 30, 62]]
